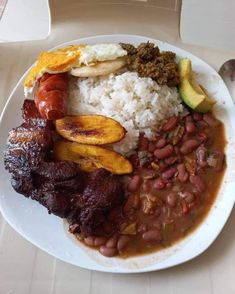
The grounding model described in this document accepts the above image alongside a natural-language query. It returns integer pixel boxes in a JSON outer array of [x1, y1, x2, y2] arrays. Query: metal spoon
[[218, 59, 235, 103]]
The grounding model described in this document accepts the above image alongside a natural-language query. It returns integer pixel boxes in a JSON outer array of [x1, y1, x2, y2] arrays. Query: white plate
[[0, 34, 235, 273]]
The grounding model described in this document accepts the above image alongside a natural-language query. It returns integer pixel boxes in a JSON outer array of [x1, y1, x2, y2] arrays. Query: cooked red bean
[[166, 192, 177, 207], [164, 156, 178, 166], [197, 132, 208, 142], [148, 142, 156, 152], [84, 236, 95, 247], [162, 167, 177, 181], [162, 116, 179, 131], [196, 146, 208, 167], [138, 134, 149, 150], [142, 229, 162, 242], [192, 112, 203, 121], [185, 121, 196, 133], [183, 192, 195, 204], [94, 237, 108, 246], [185, 115, 193, 123], [84, 236, 107, 247], [180, 139, 200, 155], [182, 132, 191, 143], [156, 138, 166, 148], [196, 120, 208, 129], [106, 235, 119, 248], [124, 193, 140, 214], [177, 163, 188, 182], [154, 144, 174, 159], [153, 178, 165, 190], [174, 146, 180, 154], [99, 246, 118, 257], [127, 175, 142, 192], [117, 236, 131, 251], [203, 113, 217, 127], [189, 175, 206, 192]]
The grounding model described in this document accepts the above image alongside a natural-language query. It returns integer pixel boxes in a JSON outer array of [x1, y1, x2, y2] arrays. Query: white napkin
[[0, 0, 51, 43]]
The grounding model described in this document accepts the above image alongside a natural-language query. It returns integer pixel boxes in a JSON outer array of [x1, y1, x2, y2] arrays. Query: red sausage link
[[189, 175, 206, 192], [154, 144, 174, 159], [180, 139, 200, 155], [35, 73, 68, 120], [162, 116, 179, 132]]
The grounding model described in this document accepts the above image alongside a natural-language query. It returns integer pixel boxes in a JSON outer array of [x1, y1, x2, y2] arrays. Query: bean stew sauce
[[78, 110, 226, 258]]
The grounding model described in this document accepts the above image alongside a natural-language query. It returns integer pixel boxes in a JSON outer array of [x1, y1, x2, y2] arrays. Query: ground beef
[[120, 42, 179, 87]]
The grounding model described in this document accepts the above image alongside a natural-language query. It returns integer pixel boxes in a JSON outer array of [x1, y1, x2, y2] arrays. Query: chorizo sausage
[[35, 73, 68, 120]]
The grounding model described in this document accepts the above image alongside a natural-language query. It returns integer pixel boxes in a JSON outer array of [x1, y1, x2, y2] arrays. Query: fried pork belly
[[5, 122, 52, 175], [22, 99, 41, 120], [4, 100, 82, 210]]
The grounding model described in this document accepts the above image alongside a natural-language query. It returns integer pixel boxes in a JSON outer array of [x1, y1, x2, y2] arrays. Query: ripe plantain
[[55, 115, 126, 145], [54, 140, 133, 174]]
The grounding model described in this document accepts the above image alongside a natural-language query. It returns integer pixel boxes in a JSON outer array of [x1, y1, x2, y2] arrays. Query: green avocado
[[178, 58, 215, 113]]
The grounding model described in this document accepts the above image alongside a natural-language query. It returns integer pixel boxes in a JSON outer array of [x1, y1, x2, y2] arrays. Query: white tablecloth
[[0, 1, 235, 293]]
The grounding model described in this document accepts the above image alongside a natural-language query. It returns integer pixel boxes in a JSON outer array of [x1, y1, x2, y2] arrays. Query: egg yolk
[[24, 45, 84, 89]]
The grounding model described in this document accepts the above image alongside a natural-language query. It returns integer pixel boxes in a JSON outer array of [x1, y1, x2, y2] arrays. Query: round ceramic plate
[[0, 35, 235, 273]]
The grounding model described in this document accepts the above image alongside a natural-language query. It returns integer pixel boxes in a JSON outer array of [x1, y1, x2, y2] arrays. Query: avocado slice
[[178, 58, 192, 79], [178, 58, 215, 113]]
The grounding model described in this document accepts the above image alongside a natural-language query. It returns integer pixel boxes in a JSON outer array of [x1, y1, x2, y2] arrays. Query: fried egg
[[24, 44, 127, 96]]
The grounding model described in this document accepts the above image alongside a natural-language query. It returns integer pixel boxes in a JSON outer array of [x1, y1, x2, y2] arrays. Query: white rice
[[68, 72, 184, 154]]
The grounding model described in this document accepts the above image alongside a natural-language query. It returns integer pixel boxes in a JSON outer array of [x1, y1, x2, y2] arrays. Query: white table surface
[[0, 1, 235, 293]]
